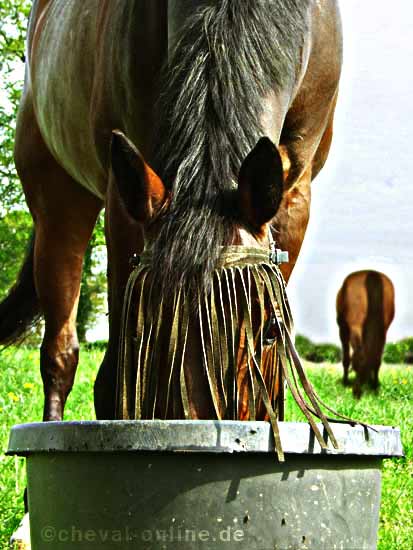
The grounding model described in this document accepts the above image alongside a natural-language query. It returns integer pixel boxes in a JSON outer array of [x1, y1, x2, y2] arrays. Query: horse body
[[23, 0, 167, 197], [337, 270, 395, 397], [0, 0, 342, 421]]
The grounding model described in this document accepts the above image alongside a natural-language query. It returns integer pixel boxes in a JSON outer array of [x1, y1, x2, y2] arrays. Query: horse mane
[[151, 0, 310, 296]]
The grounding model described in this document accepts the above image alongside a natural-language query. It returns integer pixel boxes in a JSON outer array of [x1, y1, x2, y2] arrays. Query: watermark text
[[40, 525, 245, 545]]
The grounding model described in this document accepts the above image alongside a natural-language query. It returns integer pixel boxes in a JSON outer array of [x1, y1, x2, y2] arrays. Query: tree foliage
[[0, 0, 30, 211], [0, 0, 107, 341], [0, 210, 31, 291], [295, 334, 342, 364]]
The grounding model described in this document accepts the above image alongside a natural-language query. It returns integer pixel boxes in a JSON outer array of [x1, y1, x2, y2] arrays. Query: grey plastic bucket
[[7, 420, 403, 550]]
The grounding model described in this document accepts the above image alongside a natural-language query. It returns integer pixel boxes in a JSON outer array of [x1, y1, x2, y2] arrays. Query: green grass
[[0, 348, 412, 549], [0, 346, 103, 548]]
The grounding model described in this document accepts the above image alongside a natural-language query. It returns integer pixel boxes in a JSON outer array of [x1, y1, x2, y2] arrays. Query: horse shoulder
[[280, 0, 342, 186]]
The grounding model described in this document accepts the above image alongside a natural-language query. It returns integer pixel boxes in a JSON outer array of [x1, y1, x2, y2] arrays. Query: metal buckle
[[129, 254, 140, 268], [269, 248, 289, 265], [268, 227, 289, 265]]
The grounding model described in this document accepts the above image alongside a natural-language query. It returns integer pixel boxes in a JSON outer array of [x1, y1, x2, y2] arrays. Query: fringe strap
[[116, 246, 366, 461]]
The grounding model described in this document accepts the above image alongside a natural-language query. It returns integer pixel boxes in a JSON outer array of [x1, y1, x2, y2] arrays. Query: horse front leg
[[94, 181, 143, 419], [15, 97, 103, 420], [23, 173, 102, 420], [35, 196, 102, 420]]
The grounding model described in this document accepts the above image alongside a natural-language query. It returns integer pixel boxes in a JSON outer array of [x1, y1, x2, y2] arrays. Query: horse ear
[[238, 137, 284, 231], [110, 130, 167, 222]]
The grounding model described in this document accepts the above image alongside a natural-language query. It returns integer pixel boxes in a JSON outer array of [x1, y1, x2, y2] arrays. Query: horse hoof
[[9, 513, 31, 550]]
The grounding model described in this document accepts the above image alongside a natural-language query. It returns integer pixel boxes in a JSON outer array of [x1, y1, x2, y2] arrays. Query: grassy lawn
[[0, 346, 412, 549], [0, 346, 102, 547]]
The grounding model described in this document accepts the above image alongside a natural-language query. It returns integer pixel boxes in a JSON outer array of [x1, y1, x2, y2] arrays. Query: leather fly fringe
[[116, 246, 366, 462]]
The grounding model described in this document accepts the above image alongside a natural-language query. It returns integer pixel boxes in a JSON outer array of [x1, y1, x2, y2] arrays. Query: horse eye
[[263, 314, 278, 346]]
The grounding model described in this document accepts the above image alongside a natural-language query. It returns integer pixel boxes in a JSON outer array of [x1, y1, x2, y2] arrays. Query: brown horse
[[336, 270, 395, 398], [0, 0, 342, 421]]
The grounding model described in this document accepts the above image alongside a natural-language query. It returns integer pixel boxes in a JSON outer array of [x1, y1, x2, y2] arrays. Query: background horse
[[336, 270, 395, 397], [0, 0, 342, 421]]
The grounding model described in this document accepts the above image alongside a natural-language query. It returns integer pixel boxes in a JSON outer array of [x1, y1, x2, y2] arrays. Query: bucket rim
[[7, 420, 403, 458]]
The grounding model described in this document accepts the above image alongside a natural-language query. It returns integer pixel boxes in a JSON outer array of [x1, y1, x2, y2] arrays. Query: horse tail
[[0, 232, 41, 346], [363, 271, 385, 356]]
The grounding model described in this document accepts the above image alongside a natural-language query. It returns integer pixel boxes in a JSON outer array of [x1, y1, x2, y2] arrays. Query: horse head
[[109, 130, 290, 425]]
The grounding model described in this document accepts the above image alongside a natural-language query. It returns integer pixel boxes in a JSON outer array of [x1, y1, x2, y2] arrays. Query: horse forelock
[[151, 0, 310, 297]]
